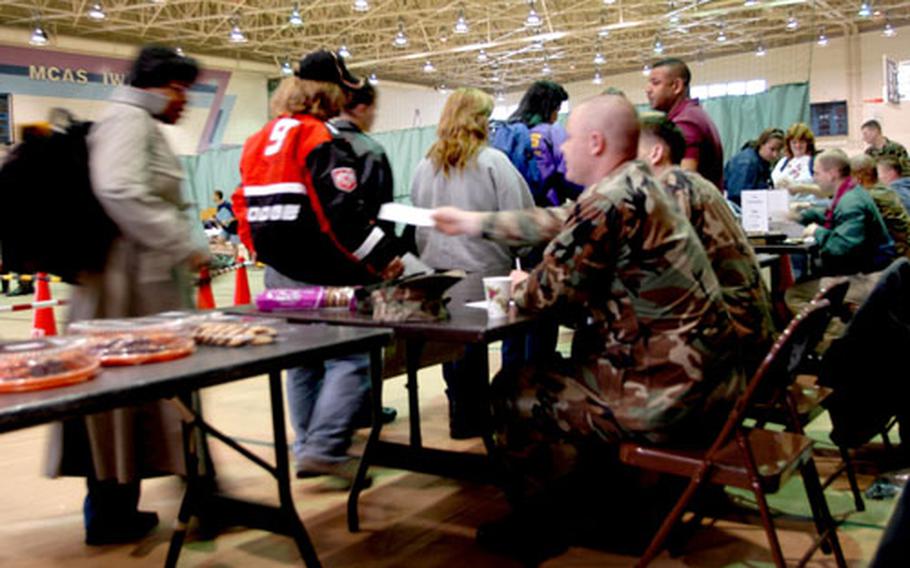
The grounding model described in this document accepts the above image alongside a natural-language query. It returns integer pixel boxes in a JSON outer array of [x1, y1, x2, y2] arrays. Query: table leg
[[476, 345, 496, 457], [406, 339, 425, 448], [268, 370, 322, 568], [347, 346, 385, 532], [164, 417, 198, 568]]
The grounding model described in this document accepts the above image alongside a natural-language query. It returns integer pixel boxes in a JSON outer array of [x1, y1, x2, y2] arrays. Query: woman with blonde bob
[[411, 88, 533, 439]]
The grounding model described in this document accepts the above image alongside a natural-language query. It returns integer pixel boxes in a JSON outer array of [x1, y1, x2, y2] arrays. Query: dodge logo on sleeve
[[330, 167, 358, 192]]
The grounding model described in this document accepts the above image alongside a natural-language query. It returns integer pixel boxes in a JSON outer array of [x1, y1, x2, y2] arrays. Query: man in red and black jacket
[[235, 50, 422, 483]]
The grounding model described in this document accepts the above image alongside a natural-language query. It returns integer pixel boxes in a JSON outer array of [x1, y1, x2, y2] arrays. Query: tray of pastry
[[0, 338, 100, 393], [68, 318, 196, 366], [154, 312, 283, 347]]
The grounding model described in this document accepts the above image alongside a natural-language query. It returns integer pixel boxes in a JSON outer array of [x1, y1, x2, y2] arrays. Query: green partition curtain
[[178, 81, 809, 210]]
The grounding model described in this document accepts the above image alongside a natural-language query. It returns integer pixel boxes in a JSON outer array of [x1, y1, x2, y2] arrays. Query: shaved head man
[[646, 57, 724, 188], [428, 94, 742, 563]]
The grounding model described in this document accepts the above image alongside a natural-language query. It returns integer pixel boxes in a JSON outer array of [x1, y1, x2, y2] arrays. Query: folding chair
[[619, 300, 847, 568], [750, 278, 865, 511]]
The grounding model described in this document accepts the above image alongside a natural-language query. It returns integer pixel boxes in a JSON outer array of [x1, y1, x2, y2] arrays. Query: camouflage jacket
[[866, 183, 910, 259], [866, 138, 909, 161], [481, 160, 743, 439], [658, 167, 776, 371]]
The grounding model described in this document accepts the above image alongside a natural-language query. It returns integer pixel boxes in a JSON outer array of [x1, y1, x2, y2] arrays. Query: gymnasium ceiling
[[1, 1, 910, 91]]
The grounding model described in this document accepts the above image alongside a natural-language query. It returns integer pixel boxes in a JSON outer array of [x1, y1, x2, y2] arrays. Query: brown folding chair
[[750, 278, 865, 512], [619, 300, 847, 568]]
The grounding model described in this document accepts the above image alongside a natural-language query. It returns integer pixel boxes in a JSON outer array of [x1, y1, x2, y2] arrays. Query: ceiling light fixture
[[368, 72, 378, 85], [717, 28, 727, 42], [352, 0, 370, 12], [541, 60, 552, 75], [743, 0, 758, 6], [87, 3, 106, 21], [817, 28, 828, 46], [755, 42, 767, 56], [175, 46, 185, 57], [228, 19, 247, 44], [437, 84, 450, 95], [883, 19, 896, 38], [423, 60, 436, 73], [393, 18, 409, 48], [653, 36, 664, 55], [858, 2, 872, 18], [642, 63, 652, 76], [454, 8, 469, 34], [593, 48, 606, 65], [338, 42, 351, 59], [525, 2, 542, 28], [593, 70, 603, 85], [280, 58, 293, 77], [786, 13, 798, 31], [477, 49, 488, 62], [29, 23, 49, 46], [603, 0, 616, 4], [289, 3, 303, 27]]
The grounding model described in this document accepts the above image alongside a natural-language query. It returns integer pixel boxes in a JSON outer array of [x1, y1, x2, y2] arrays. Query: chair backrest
[[703, 300, 833, 457], [811, 277, 850, 322]]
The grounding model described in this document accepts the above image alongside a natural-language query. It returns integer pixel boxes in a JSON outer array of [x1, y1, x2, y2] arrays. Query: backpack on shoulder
[[0, 120, 118, 283], [489, 119, 546, 205]]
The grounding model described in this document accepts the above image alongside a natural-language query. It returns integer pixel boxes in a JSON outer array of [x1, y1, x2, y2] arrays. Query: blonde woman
[[411, 88, 533, 439]]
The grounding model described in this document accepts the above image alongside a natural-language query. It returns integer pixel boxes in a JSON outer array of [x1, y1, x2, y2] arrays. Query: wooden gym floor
[[0, 270, 898, 567]]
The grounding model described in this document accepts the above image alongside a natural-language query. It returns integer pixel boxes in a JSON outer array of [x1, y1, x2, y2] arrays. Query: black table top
[[0, 325, 391, 435], [752, 241, 818, 255], [239, 274, 537, 344]]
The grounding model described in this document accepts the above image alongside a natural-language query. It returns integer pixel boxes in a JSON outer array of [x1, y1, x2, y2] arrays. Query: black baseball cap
[[296, 49, 363, 90]]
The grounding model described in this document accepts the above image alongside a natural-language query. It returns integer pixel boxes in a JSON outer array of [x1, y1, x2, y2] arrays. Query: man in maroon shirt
[[646, 58, 725, 189]]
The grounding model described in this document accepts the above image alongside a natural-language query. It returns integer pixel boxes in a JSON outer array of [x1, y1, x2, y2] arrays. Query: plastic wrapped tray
[[68, 317, 195, 366], [0, 338, 100, 393]]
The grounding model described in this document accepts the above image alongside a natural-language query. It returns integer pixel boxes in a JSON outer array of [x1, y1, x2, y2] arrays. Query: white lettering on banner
[[246, 205, 301, 222], [264, 118, 300, 156], [103, 71, 125, 85], [28, 65, 90, 84]]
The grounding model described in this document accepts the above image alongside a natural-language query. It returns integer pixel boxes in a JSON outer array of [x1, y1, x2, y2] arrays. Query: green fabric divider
[[636, 82, 810, 162], [369, 125, 438, 203], [177, 82, 808, 211]]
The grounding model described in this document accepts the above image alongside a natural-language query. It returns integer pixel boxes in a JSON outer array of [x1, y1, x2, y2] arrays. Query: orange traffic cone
[[233, 257, 251, 306], [32, 273, 57, 337], [196, 266, 216, 310]]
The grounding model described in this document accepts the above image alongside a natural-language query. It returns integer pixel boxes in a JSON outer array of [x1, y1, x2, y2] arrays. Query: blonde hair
[[427, 88, 494, 175], [784, 122, 817, 158], [269, 77, 345, 121]]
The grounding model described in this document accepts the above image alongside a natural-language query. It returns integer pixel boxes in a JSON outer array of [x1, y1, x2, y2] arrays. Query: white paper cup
[[482, 276, 512, 319]]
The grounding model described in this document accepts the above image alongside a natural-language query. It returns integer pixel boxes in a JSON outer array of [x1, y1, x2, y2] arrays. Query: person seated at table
[[639, 113, 775, 374], [876, 156, 910, 215], [851, 154, 910, 259], [723, 127, 785, 206], [236, 50, 420, 484], [410, 88, 534, 439], [771, 123, 824, 203], [785, 149, 895, 315], [432, 94, 743, 563]]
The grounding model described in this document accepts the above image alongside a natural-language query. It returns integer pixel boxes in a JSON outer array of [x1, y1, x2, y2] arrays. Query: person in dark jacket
[[723, 128, 785, 205], [237, 50, 422, 484]]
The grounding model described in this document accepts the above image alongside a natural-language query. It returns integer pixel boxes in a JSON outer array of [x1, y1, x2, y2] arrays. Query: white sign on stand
[[741, 190, 770, 233]]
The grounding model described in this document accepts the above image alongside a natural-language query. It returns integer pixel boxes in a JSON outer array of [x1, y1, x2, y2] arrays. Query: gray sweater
[[411, 146, 533, 275]]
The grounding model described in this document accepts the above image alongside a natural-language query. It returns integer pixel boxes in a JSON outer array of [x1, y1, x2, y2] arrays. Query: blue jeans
[[286, 353, 370, 463], [264, 267, 371, 463]]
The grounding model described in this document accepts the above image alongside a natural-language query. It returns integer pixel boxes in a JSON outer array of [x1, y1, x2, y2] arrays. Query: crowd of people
[[14, 44, 910, 562]]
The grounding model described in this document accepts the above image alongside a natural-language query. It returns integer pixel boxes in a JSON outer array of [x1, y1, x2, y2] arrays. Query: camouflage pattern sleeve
[[868, 184, 910, 258], [480, 203, 571, 247]]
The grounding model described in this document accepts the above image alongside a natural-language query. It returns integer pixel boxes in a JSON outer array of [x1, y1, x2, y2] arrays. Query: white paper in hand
[[378, 203, 435, 227]]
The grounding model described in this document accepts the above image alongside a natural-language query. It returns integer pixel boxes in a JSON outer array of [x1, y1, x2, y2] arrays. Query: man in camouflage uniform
[[638, 113, 776, 375], [851, 154, 910, 259], [863, 119, 909, 168], [433, 95, 743, 561]]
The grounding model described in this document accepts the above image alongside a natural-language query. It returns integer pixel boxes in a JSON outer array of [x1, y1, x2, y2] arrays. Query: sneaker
[[295, 456, 373, 489], [85, 511, 159, 546]]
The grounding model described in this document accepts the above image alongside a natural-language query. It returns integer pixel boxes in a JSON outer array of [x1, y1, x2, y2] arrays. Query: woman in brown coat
[[45, 46, 209, 545]]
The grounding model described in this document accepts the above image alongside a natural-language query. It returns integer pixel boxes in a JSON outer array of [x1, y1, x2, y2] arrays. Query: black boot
[[447, 390, 489, 440]]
